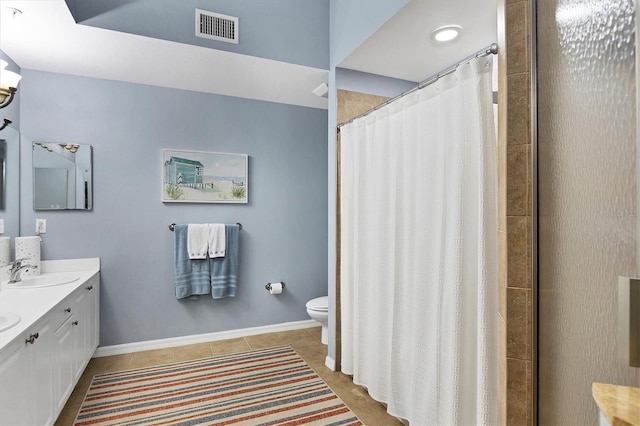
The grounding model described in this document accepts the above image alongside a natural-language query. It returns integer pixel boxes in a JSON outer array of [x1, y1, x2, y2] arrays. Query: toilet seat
[[306, 296, 328, 312]]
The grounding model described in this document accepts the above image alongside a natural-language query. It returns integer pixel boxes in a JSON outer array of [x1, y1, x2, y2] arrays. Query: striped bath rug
[[74, 345, 361, 425]]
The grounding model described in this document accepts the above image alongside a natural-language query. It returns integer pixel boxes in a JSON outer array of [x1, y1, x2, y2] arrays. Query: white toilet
[[306, 296, 329, 345]]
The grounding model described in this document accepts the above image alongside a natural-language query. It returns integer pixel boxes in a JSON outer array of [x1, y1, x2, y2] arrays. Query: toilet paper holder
[[265, 282, 286, 291]]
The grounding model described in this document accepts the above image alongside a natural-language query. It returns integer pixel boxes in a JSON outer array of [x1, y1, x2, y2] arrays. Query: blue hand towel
[[174, 224, 211, 299], [210, 224, 240, 299]]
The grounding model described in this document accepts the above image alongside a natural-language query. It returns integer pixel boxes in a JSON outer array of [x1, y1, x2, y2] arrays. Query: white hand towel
[[187, 224, 209, 259], [208, 224, 226, 258]]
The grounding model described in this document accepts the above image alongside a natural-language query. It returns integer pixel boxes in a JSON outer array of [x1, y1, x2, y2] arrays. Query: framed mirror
[[0, 127, 20, 238], [32, 142, 93, 210], [0, 139, 5, 211]]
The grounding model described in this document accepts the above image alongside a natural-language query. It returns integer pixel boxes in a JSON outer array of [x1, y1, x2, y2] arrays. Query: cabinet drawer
[[50, 296, 74, 331]]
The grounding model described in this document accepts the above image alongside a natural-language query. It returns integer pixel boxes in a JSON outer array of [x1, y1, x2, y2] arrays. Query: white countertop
[[0, 258, 100, 350]]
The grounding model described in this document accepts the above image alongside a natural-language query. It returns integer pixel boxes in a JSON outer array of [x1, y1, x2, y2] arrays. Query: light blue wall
[[19, 70, 328, 346], [66, 0, 330, 70], [11, 0, 416, 356], [326, 0, 410, 362], [329, 0, 409, 67]]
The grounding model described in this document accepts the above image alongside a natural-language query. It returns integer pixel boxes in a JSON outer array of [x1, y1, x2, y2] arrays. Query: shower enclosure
[[535, 0, 638, 424]]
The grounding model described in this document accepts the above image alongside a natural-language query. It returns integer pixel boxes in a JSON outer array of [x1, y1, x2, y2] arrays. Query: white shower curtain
[[340, 56, 498, 425]]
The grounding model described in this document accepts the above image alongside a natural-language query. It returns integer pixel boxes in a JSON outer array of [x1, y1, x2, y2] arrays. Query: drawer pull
[[25, 333, 39, 344], [86, 285, 93, 291], [72, 321, 79, 326], [64, 308, 71, 313]]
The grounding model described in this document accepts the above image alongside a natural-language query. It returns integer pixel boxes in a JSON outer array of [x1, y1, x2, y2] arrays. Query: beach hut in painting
[[164, 157, 204, 187]]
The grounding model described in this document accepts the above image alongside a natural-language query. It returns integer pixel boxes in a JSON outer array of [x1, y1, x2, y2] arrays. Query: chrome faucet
[[9, 259, 37, 283]]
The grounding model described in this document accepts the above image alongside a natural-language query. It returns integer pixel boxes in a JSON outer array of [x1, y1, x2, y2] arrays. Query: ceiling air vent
[[195, 9, 239, 44]]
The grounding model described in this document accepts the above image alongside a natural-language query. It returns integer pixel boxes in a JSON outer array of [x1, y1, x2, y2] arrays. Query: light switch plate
[[36, 219, 46, 234]]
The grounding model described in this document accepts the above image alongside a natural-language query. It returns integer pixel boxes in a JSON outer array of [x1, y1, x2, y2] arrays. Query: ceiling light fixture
[[430, 25, 462, 43], [0, 60, 21, 109]]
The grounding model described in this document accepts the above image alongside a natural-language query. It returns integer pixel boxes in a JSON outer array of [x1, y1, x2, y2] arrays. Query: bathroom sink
[[0, 312, 20, 332], [2, 274, 79, 289]]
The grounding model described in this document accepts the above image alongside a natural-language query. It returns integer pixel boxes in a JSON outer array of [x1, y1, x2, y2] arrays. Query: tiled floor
[[55, 327, 403, 425]]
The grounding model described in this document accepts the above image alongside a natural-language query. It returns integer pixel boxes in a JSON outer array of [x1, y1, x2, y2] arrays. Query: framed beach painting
[[162, 149, 248, 203]]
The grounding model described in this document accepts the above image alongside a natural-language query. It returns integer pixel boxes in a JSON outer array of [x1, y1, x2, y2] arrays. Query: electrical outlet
[[36, 219, 46, 235]]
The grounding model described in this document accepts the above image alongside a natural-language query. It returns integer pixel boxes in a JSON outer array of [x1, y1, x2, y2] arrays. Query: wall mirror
[[0, 127, 20, 237], [0, 139, 5, 210], [32, 142, 93, 210]]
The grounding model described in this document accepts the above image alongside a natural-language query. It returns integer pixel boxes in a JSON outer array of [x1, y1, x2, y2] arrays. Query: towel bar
[[169, 223, 242, 231]]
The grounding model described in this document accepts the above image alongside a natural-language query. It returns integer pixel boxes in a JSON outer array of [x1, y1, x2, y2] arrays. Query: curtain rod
[[338, 43, 498, 128]]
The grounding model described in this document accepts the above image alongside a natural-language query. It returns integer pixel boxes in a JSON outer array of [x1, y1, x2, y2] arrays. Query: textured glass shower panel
[[537, 0, 637, 424]]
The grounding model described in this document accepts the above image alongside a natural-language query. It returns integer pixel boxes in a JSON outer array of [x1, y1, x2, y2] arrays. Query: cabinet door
[[53, 317, 75, 415], [29, 320, 55, 426], [86, 277, 100, 353], [0, 338, 30, 426], [71, 288, 88, 381], [0, 319, 56, 426]]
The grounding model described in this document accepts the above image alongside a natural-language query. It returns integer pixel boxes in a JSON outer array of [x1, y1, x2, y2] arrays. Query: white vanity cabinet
[[0, 268, 100, 426]]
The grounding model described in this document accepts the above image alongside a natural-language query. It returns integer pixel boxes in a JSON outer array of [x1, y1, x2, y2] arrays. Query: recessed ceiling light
[[430, 25, 462, 43]]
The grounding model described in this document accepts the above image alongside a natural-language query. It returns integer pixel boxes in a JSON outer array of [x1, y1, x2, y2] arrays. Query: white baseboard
[[325, 355, 336, 371], [94, 320, 318, 357]]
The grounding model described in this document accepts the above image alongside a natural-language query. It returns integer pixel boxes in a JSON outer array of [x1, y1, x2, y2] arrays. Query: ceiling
[[341, 0, 497, 83], [0, 0, 497, 109]]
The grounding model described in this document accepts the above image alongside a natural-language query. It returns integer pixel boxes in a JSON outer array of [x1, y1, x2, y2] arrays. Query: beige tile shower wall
[[337, 90, 390, 125], [498, 0, 534, 425]]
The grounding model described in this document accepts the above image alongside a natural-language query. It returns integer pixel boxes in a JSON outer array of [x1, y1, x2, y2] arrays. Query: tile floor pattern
[[55, 327, 403, 426]]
